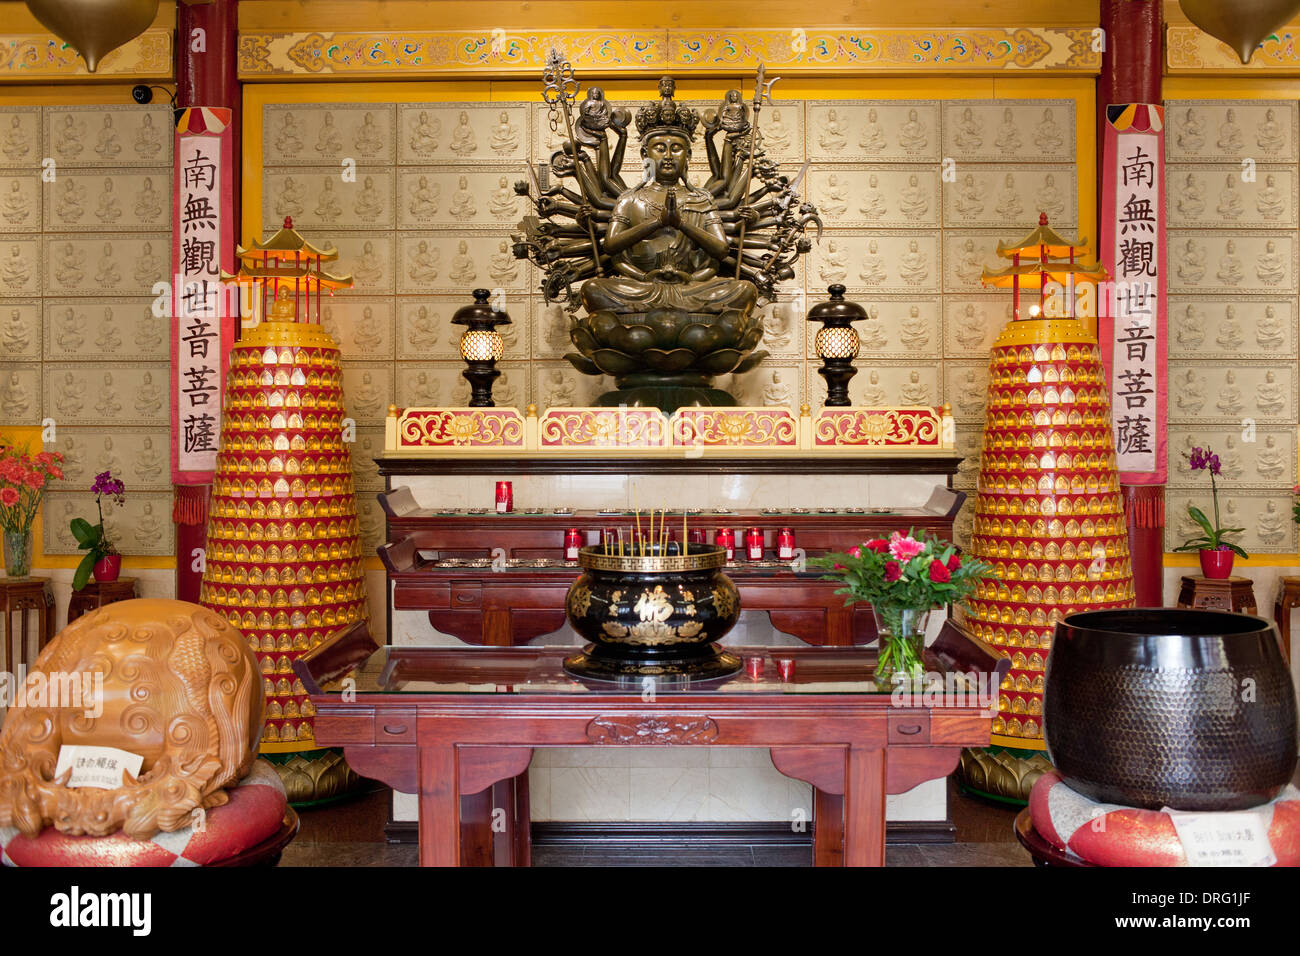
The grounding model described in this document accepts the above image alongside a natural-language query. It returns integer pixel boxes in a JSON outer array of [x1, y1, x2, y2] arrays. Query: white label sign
[[54, 745, 145, 790], [1166, 807, 1276, 867]]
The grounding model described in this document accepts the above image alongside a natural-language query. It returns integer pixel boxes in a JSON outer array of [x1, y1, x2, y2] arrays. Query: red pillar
[[173, 0, 239, 603], [1099, 0, 1165, 607]]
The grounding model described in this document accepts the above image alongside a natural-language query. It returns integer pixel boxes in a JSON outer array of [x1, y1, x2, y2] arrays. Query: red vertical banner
[[1099, 103, 1167, 485], [171, 107, 235, 487]]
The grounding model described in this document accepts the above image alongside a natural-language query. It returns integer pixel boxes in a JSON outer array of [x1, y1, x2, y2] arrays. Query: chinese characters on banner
[[171, 108, 235, 484], [1100, 104, 1167, 483]]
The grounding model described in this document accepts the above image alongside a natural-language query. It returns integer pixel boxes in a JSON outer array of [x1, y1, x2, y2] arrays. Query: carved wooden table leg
[[419, 745, 460, 867], [844, 747, 887, 867], [1273, 576, 1299, 662], [460, 787, 495, 866], [813, 789, 845, 866]]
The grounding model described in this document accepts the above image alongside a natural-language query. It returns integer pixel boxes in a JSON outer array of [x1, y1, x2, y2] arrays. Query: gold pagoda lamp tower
[[202, 217, 368, 803], [956, 214, 1136, 804]]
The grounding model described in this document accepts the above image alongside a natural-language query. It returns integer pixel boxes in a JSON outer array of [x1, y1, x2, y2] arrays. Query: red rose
[[946, 554, 961, 571], [929, 559, 951, 583], [847, 545, 861, 558], [865, 539, 890, 553], [884, 561, 902, 582]]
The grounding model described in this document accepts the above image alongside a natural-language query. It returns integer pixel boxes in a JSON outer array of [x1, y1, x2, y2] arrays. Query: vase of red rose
[[812, 531, 991, 688], [0, 442, 64, 578]]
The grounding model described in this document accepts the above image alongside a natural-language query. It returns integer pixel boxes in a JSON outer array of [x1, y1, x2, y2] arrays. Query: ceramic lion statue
[[0, 599, 262, 840]]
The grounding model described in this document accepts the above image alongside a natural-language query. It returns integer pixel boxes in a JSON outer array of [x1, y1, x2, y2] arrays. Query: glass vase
[[2, 528, 32, 578], [872, 606, 931, 688]]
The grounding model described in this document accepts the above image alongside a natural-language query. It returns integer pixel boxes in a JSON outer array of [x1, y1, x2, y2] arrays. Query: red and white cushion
[[1, 759, 287, 867], [1028, 770, 1300, 867]]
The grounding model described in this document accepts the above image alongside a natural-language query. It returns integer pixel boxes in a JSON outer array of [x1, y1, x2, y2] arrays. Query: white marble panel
[[629, 768, 709, 821], [550, 767, 631, 820]]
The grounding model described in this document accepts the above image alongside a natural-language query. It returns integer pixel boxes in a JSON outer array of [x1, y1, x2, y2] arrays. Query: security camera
[[132, 85, 154, 105]]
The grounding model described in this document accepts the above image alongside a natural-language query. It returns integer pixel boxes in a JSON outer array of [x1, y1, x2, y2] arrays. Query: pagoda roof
[[981, 261, 1109, 288], [994, 218, 1091, 259], [235, 218, 340, 261], [220, 266, 354, 290]]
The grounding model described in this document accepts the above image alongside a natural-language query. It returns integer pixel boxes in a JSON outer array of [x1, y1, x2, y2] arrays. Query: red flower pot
[[1199, 548, 1234, 579], [93, 554, 121, 583]]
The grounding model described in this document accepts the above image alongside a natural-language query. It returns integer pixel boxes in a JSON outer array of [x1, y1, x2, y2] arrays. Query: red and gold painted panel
[[398, 407, 526, 449], [813, 407, 944, 448], [538, 407, 667, 449], [673, 408, 798, 448]]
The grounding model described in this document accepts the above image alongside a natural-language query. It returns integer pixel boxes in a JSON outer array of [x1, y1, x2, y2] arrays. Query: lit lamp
[[808, 284, 865, 406], [452, 288, 513, 407]]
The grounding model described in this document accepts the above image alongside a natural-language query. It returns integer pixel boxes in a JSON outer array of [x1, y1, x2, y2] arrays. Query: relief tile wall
[[0, 104, 174, 557], [261, 97, 1080, 551], [1166, 100, 1300, 554]]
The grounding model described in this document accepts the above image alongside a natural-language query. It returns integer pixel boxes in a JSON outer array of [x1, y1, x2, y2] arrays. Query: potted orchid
[[812, 530, 991, 687], [0, 440, 64, 578], [71, 471, 126, 590], [1172, 446, 1247, 579]]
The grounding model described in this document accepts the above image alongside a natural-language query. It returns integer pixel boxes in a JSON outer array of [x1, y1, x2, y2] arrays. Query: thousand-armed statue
[[513, 53, 822, 410]]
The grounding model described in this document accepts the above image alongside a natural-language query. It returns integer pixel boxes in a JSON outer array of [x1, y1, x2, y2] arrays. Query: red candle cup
[[495, 480, 513, 513], [777, 658, 795, 682], [745, 655, 765, 680]]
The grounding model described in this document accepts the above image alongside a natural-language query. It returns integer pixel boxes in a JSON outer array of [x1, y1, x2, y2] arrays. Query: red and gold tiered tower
[[200, 219, 368, 800], [957, 215, 1136, 803]]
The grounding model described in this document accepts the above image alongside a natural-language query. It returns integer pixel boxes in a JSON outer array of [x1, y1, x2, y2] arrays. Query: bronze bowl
[[1045, 608, 1298, 811], [563, 544, 741, 681]]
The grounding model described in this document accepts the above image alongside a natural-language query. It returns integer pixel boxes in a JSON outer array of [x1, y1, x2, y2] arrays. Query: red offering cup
[[777, 658, 795, 682], [745, 655, 765, 679], [564, 528, 582, 561], [745, 527, 764, 561], [495, 480, 513, 513], [777, 528, 795, 560], [715, 527, 735, 561]]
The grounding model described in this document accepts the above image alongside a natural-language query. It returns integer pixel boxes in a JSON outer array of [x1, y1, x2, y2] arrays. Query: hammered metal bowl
[[1045, 608, 1298, 811]]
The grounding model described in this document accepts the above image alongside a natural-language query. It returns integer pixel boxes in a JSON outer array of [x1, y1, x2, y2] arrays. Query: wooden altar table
[[298, 621, 1005, 867]]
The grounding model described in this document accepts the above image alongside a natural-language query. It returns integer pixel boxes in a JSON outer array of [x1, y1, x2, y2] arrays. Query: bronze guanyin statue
[[514, 54, 821, 411]]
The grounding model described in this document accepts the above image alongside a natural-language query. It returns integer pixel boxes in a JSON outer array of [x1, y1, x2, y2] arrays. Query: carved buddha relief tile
[[0, 236, 40, 296], [1166, 489, 1296, 554], [754, 104, 804, 164], [53, 426, 171, 491], [943, 298, 1013, 358], [531, 360, 610, 410], [942, 231, 1005, 294], [0, 107, 41, 168], [396, 232, 532, 295], [44, 105, 172, 168], [942, 165, 1077, 229], [0, 173, 39, 233], [43, 362, 168, 426], [263, 104, 397, 167], [1166, 100, 1297, 164], [531, 297, 578, 361], [398, 103, 530, 166], [951, 427, 984, 491], [1167, 297, 1296, 360], [751, 296, 802, 359], [340, 360, 395, 424], [319, 295, 395, 360], [393, 359, 462, 410], [941, 100, 1075, 164], [805, 101, 940, 163], [1166, 362, 1296, 425], [0, 299, 39, 360], [43, 490, 174, 556], [728, 359, 803, 413], [942, 360, 991, 423], [0, 362, 40, 425], [801, 295, 940, 360], [326, 232, 394, 294], [809, 164, 940, 229], [448, 359, 530, 409], [1167, 164, 1296, 230], [43, 169, 171, 233], [357, 493, 387, 555], [1167, 425, 1296, 490], [42, 234, 168, 296], [815, 231, 939, 295], [1167, 231, 1297, 295], [263, 167, 395, 231], [43, 297, 168, 362], [349, 427, 386, 491], [806, 359, 940, 409], [396, 166, 528, 229]]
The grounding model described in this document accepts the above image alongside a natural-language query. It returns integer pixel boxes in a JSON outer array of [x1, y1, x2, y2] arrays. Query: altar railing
[[383, 403, 956, 456]]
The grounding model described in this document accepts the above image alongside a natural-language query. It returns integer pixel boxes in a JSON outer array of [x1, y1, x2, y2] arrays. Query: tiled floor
[[280, 778, 1032, 867]]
